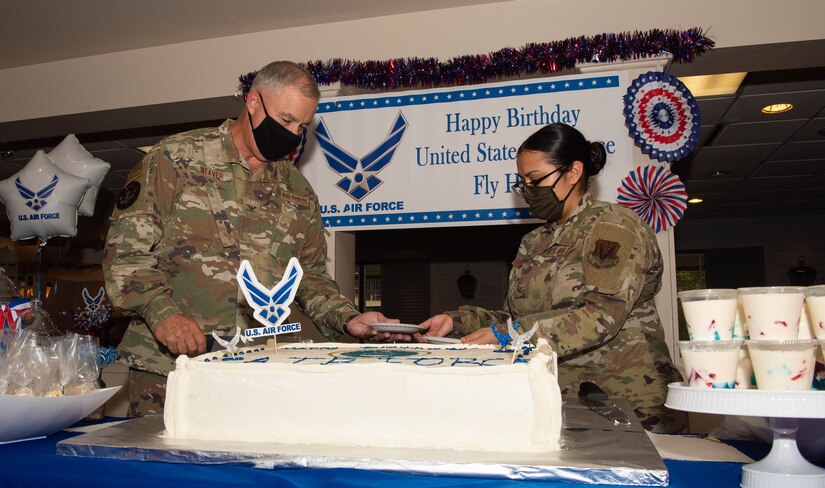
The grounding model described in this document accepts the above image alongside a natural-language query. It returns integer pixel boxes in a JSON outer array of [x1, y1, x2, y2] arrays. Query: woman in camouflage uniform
[[422, 124, 686, 433]]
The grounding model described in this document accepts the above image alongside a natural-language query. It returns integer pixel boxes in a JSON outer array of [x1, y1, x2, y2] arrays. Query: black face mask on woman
[[521, 170, 578, 222], [248, 93, 302, 161]]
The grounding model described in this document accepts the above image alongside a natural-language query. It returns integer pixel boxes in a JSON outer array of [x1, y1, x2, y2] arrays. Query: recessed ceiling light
[[677, 72, 747, 97], [708, 170, 730, 177], [688, 198, 704, 204], [761, 103, 793, 114], [136, 145, 154, 153]]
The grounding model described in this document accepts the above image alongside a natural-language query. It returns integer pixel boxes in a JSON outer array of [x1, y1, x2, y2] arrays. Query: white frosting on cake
[[164, 340, 562, 452]]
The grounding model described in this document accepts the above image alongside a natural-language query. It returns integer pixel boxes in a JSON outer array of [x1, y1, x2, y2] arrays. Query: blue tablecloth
[[0, 426, 774, 488], [0, 419, 800, 488]]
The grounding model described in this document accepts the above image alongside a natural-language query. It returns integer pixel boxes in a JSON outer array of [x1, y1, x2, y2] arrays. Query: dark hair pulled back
[[517, 123, 607, 190]]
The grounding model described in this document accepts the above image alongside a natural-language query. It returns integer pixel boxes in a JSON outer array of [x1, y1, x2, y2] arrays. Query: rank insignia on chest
[[547, 245, 570, 257], [586, 239, 620, 269]]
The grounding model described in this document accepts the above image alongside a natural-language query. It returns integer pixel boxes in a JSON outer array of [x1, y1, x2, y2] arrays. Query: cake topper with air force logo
[[238, 257, 303, 338]]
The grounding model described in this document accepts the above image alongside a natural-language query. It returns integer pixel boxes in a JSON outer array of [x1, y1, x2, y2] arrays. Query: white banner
[[298, 71, 633, 230]]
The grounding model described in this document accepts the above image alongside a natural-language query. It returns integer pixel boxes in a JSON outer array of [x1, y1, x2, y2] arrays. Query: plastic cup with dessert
[[677, 289, 738, 341], [746, 339, 818, 391], [804, 285, 825, 340], [738, 286, 806, 340], [679, 340, 742, 389]]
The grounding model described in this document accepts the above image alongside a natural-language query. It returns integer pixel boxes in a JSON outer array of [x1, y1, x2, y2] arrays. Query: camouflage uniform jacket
[[103, 120, 359, 376], [448, 193, 684, 431]]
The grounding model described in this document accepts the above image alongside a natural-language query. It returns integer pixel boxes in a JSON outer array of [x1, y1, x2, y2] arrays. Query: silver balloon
[[48, 135, 111, 217], [0, 150, 91, 241]]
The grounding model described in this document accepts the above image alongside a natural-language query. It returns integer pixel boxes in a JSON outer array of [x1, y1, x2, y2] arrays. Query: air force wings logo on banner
[[315, 111, 408, 201], [237, 257, 303, 327], [16, 175, 59, 211], [82, 287, 105, 313]]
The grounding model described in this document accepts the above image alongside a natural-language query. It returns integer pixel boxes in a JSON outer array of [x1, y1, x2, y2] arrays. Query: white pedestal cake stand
[[666, 383, 825, 488]]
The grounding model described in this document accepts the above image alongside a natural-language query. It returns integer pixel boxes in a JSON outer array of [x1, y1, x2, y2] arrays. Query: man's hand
[[416, 313, 454, 342], [153, 314, 206, 356], [344, 311, 411, 342]]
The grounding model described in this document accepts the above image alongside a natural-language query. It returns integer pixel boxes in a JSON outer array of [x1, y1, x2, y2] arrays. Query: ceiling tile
[[690, 143, 780, 167], [724, 91, 825, 123], [3, 149, 38, 161], [723, 189, 790, 204], [80, 140, 126, 151], [712, 203, 771, 217], [714, 119, 807, 145], [697, 125, 717, 147], [801, 173, 825, 188], [738, 175, 809, 191], [769, 140, 825, 161], [116, 136, 166, 148], [696, 97, 736, 126], [101, 172, 127, 191], [91, 148, 144, 171], [790, 117, 825, 142], [682, 204, 714, 217], [741, 70, 825, 95], [774, 199, 825, 213], [0, 161, 24, 180], [683, 179, 740, 194], [794, 186, 825, 200], [676, 160, 759, 181], [750, 159, 825, 177]]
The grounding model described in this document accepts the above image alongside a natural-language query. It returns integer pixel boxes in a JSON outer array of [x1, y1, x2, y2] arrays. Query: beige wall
[[3, 0, 825, 123]]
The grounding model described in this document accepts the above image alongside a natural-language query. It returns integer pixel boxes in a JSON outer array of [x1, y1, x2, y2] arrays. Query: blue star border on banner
[[314, 76, 617, 229]]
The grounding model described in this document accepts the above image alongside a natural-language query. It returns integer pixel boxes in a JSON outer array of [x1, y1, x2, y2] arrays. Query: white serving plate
[[423, 335, 462, 344], [368, 323, 425, 334], [0, 386, 121, 444]]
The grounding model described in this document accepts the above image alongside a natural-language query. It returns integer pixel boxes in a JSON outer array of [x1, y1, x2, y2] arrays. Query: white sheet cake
[[164, 340, 562, 452]]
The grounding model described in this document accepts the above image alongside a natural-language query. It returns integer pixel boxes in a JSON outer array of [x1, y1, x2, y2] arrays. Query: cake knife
[[578, 382, 632, 427]]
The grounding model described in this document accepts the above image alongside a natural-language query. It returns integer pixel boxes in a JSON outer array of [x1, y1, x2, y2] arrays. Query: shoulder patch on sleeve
[[116, 181, 141, 210], [126, 160, 144, 183], [582, 220, 637, 294]]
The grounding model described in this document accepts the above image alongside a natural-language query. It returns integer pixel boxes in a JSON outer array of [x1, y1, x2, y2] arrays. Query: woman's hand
[[461, 327, 498, 345]]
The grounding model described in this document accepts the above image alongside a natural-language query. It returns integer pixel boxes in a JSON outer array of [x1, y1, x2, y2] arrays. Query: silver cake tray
[[57, 399, 667, 485]]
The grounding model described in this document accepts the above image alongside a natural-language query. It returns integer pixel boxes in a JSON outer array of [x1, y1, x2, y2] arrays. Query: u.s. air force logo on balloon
[[16, 175, 59, 211]]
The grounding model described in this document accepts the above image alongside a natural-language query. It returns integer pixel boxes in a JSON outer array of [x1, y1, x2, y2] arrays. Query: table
[[0, 422, 783, 488]]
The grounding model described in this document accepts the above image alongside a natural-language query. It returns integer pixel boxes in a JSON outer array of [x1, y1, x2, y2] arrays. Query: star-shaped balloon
[[48, 135, 111, 217], [0, 150, 91, 241]]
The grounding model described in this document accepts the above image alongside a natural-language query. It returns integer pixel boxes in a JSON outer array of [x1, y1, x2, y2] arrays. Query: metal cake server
[[578, 381, 632, 427]]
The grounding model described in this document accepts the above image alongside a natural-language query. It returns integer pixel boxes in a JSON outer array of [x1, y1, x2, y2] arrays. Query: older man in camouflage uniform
[[103, 61, 394, 416]]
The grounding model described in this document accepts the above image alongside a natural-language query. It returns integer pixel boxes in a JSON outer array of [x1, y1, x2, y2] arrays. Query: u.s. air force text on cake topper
[[211, 257, 305, 357]]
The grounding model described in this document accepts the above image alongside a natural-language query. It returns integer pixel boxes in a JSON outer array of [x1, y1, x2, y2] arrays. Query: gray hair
[[250, 61, 320, 100]]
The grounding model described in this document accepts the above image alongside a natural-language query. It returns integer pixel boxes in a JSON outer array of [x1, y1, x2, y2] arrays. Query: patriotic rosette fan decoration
[[624, 71, 700, 163], [617, 165, 687, 233]]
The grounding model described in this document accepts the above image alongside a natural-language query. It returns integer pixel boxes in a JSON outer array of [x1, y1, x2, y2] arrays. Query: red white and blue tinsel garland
[[237, 28, 713, 95], [623, 71, 701, 163], [617, 165, 687, 233]]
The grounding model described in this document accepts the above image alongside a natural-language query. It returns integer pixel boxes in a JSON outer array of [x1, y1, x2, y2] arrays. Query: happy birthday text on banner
[[298, 71, 633, 231]]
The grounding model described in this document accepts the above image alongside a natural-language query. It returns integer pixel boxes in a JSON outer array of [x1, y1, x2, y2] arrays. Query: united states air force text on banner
[[298, 71, 633, 231]]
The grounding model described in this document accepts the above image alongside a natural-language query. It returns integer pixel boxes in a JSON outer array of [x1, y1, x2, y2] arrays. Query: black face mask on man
[[521, 169, 578, 222], [248, 93, 302, 162]]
